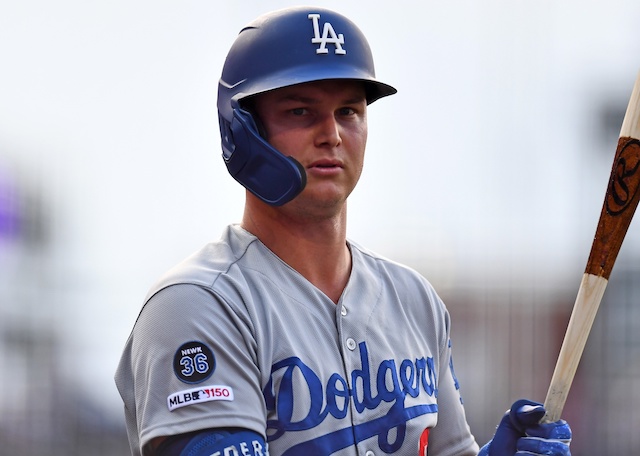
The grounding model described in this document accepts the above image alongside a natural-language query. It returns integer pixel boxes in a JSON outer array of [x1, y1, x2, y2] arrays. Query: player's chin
[[308, 174, 357, 194], [305, 182, 352, 205], [289, 186, 349, 216]]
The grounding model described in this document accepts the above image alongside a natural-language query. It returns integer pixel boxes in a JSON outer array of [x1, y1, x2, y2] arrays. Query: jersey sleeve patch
[[173, 341, 216, 383], [167, 385, 234, 411]]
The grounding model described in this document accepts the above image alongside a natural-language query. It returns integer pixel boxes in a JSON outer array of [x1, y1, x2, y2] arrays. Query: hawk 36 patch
[[173, 341, 215, 384]]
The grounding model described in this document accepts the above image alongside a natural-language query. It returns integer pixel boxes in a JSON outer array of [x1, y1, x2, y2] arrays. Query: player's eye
[[290, 107, 307, 116], [338, 107, 357, 116]]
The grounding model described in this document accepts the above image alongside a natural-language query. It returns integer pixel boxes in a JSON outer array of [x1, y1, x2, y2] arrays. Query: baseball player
[[115, 6, 572, 456]]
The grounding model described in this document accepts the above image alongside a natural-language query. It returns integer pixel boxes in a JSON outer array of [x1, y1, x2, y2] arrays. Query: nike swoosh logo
[[219, 78, 248, 89]]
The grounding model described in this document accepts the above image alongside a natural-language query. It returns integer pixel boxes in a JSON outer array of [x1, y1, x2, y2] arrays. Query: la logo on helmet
[[309, 13, 346, 55]]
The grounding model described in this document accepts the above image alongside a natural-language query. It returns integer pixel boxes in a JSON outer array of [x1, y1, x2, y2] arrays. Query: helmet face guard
[[217, 6, 397, 206]]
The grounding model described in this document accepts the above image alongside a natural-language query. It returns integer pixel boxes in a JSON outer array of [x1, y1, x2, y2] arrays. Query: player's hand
[[478, 399, 571, 455]]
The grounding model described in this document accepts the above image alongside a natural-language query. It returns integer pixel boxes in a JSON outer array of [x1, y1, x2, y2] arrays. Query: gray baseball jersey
[[115, 224, 479, 456]]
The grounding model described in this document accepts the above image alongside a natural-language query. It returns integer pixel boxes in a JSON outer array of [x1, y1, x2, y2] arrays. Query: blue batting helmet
[[217, 6, 397, 206]]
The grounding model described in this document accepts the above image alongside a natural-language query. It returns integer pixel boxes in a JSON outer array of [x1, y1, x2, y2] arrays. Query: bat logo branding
[[606, 138, 640, 216], [587, 136, 640, 278], [309, 13, 346, 55]]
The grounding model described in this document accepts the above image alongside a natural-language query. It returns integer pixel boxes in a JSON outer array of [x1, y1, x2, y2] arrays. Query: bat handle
[[542, 273, 608, 422]]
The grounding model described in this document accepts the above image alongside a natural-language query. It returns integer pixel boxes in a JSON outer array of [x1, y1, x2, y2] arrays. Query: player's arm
[[123, 283, 267, 456], [150, 428, 267, 456]]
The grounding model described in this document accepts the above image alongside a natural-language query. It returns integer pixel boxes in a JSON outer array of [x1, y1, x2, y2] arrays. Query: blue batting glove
[[478, 399, 571, 455]]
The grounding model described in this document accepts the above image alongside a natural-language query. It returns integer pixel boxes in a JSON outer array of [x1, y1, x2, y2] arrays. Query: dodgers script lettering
[[263, 341, 439, 455]]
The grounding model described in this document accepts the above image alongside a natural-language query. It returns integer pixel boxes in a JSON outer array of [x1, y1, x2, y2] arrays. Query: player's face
[[253, 80, 368, 213]]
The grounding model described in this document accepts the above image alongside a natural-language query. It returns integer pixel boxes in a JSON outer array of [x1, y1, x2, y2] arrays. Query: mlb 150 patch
[[167, 385, 234, 411], [173, 341, 215, 384]]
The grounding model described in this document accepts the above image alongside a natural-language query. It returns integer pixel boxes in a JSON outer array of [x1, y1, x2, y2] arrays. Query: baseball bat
[[542, 71, 640, 423]]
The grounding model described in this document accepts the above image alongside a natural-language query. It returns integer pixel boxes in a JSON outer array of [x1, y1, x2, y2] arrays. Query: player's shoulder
[[348, 239, 443, 298], [348, 239, 428, 282], [143, 224, 258, 302]]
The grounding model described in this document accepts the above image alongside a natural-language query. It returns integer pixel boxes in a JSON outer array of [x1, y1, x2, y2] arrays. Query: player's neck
[[241, 197, 351, 304]]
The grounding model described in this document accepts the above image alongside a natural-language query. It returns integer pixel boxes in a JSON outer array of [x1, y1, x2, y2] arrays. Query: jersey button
[[365, 451, 375, 456], [341, 306, 347, 316], [346, 338, 357, 350]]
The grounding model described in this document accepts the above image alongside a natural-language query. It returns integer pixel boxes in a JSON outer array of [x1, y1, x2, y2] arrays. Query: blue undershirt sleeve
[[155, 428, 267, 456]]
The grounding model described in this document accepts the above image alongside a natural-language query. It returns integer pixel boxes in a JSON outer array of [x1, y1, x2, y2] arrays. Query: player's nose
[[313, 114, 342, 148]]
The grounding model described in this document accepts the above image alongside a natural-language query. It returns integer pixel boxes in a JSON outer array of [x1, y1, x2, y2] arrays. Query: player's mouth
[[307, 159, 343, 175]]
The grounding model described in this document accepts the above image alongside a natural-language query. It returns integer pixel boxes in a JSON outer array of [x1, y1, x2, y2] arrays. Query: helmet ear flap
[[238, 96, 269, 139], [220, 108, 306, 206]]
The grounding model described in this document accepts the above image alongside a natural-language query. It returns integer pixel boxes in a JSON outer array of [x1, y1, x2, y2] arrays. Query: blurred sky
[[1, 0, 640, 419]]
